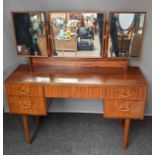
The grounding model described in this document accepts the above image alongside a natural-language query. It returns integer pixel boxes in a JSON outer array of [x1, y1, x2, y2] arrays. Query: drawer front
[[106, 87, 147, 100], [45, 85, 105, 99], [6, 83, 43, 97], [104, 100, 145, 119], [8, 96, 47, 115]]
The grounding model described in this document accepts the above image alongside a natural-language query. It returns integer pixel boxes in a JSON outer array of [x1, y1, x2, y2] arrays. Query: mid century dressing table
[[5, 11, 147, 149]]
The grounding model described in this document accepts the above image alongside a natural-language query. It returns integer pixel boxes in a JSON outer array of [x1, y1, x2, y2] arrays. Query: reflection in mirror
[[108, 12, 146, 58], [49, 12, 104, 58], [12, 12, 48, 56]]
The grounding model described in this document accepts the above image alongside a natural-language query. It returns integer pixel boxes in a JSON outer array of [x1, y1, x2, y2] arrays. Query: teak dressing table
[[5, 11, 148, 149], [5, 59, 148, 149]]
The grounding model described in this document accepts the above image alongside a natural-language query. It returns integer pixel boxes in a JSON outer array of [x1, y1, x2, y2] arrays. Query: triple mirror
[[12, 11, 146, 59]]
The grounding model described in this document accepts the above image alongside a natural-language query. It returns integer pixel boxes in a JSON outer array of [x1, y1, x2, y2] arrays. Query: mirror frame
[[106, 11, 146, 59], [48, 11, 106, 59], [12, 11, 49, 57]]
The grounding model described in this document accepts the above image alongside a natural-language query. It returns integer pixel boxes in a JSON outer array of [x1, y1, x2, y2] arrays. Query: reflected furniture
[[108, 12, 146, 58], [77, 27, 94, 51], [49, 12, 104, 57], [54, 36, 77, 52], [12, 12, 49, 56]]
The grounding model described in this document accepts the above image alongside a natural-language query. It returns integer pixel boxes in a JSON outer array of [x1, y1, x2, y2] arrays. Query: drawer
[[8, 96, 47, 116], [106, 87, 147, 100], [45, 85, 105, 99], [104, 100, 145, 119], [6, 83, 43, 96]]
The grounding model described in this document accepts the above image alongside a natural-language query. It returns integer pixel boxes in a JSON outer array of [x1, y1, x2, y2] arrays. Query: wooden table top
[[5, 65, 147, 86]]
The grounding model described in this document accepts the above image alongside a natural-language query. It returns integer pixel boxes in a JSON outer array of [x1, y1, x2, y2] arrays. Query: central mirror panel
[[107, 12, 146, 58], [49, 12, 105, 58]]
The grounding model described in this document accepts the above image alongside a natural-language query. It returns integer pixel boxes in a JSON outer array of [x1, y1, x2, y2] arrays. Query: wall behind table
[[3, 0, 152, 115]]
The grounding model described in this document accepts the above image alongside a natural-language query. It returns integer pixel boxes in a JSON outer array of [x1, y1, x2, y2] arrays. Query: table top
[[5, 65, 147, 86]]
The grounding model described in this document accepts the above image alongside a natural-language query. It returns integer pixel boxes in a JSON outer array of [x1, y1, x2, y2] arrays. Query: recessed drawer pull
[[20, 103, 32, 109], [19, 89, 29, 95], [120, 91, 131, 98], [119, 106, 130, 112]]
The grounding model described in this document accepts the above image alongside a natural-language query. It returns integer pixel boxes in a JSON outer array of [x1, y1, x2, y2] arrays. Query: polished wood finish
[[22, 115, 31, 144], [32, 57, 129, 69], [5, 65, 147, 85], [106, 87, 147, 100], [6, 83, 43, 96], [123, 119, 130, 149], [4, 65, 148, 149], [104, 100, 145, 119], [8, 96, 47, 115], [6, 82, 47, 115], [45, 85, 105, 99]]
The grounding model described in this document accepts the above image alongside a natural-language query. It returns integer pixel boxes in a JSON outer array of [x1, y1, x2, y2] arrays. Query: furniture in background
[[54, 36, 77, 52], [130, 34, 142, 57], [108, 12, 146, 58], [12, 12, 49, 56], [77, 27, 94, 51]]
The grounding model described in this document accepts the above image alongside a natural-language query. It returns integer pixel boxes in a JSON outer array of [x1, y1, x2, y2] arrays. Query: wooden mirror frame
[[12, 11, 50, 57], [106, 11, 146, 59], [48, 11, 106, 59]]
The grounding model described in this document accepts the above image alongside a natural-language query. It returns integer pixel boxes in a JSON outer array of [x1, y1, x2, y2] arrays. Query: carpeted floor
[[3, 113, 152, 155]]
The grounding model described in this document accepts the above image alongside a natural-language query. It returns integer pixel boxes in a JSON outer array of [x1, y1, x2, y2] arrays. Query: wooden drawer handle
[[19, 88, 29, 95], [119, 106, 130, 112], [120, 91, 131, 98], [20, 103, 32, 109]]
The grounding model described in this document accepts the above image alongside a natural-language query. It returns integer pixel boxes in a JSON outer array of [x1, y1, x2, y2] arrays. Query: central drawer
[[45, 84, 105, 99]]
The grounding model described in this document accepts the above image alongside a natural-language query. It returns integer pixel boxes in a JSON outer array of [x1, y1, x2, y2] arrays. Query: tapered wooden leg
[[22, 115, 31, 144], [118, 119, 124, 127], [123, 119, 130, 149]]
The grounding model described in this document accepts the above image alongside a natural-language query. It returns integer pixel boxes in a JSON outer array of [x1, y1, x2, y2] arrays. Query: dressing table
[[5, 11, 147, 149]]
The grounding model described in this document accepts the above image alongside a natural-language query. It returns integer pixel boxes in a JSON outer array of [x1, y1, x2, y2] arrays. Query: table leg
[[22, 115, 31, 144], [123, 119, 130, 149]]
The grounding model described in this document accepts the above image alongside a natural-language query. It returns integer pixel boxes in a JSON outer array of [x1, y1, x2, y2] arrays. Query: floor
[[4, 113, 152, 155]]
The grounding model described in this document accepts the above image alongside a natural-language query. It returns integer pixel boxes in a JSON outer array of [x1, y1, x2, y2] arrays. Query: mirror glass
[[108, 12, 146, 58], [49, 12, 105, 58], [12, 12, 48, 56]]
